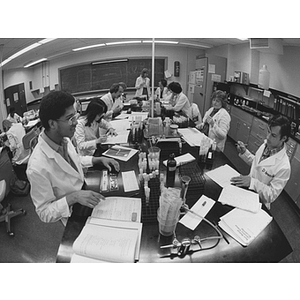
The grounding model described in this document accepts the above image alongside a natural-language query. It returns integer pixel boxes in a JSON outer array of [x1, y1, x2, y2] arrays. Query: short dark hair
[[110, 83, 122, 94], [269, 115, 291, 141], [211, 90, 227, 108], [39, 91, 75, 130], [168, 81, 182, 94], [160, 79, 167, 87], [82, 98, 107, 127], [141, 68, 148, 76]]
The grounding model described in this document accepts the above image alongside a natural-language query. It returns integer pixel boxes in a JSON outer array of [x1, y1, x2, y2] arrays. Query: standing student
[[74, 98, 116, 156], [7, 107, 22, 124], [101, 83, 124, 121], [196, 90, 230, 152], [135, 68, 150, 98], [231, 115, 291, 209], [26, 91, 119, 225]]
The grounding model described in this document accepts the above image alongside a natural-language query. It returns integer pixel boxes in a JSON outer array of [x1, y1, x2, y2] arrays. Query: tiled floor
[[0, 137, 299, 263]]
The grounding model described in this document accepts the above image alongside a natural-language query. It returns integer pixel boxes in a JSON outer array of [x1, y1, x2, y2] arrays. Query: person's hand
[[93, 157, 120, 172], [230, 175, 251, 188], [236, 141, 247, 154], [206, 116, 214, 126], [196, 123, 204, 130], [106, 128, 118, 137], [96, 135, 107, 144], [105, 111, 113, 119], [67, 190, 105, 208]]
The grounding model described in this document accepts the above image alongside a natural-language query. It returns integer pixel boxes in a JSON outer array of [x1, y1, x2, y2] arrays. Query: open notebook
[[71, 197, 142, 263]]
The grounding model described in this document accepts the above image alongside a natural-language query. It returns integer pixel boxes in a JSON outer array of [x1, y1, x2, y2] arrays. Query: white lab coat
[[135, 76, 150, 97], [26, 135, 93, 225], [101, 92, 124, 120], [202, 107, 231, 152], [239, 141, 291, 209]]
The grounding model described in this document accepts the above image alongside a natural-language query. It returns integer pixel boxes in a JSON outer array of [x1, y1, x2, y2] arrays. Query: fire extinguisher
[[174, 61, 180, 77]]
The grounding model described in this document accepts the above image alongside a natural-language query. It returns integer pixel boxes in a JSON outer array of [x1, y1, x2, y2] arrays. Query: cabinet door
[[228, 114, 238, 141], [285, 145, 300, 202], [236, 121, 251, 144], [248, 134, 263, 155]]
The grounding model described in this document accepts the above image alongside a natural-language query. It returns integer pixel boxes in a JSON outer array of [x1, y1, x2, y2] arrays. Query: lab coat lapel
[[258, 145, 286, 167], [40, 138, 82, 178]]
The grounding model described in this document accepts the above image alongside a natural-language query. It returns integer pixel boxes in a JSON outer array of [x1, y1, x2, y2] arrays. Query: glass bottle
[[166, 153, 176, 188]]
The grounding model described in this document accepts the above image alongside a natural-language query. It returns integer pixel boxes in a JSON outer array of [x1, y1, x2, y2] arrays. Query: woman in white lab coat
[[135, 68, 151, 98], [196, 90, 230, 152], [74, 98, 116, 156]]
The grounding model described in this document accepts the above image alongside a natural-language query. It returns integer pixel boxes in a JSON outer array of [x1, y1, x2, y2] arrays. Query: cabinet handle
[[255, 142, 260, 146], [259, 125, 265, 130], [256, 134, 263, 140]]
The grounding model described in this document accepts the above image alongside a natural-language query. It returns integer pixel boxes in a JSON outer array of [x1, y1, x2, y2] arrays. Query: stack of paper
[[71, 197, 142, 263], [218, 208, 273, 246]]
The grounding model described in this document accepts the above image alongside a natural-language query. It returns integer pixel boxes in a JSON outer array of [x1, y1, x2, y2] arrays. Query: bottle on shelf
[[166, 153, 176, 188]]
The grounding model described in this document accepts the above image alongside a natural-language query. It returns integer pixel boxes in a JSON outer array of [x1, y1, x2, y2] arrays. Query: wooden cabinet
[[228, 105, 253, 144], [285, 144, 300, 205]]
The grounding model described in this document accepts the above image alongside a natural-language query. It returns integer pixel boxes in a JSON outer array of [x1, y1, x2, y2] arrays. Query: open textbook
[[71, 197, 142, 263], [218, 208, 273, 247]]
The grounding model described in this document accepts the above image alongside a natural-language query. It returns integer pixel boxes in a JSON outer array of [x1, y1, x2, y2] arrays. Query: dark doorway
[[4, 83, 27, 117]]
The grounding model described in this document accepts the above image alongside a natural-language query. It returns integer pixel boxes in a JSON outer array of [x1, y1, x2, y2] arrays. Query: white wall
[[3, 44, 203, 104]]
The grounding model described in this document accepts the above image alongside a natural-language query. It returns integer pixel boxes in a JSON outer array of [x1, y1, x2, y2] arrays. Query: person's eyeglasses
[[57, 113, 80, 125]]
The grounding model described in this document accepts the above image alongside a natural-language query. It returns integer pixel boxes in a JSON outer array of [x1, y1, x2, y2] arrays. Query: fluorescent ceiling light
[[92, 59, 128, 65], [180, 42, 211, 48], [142, 40, 178, 44], [106, 41, 141, 45], [1, 38, 57, 67], [24, 58, 47, 68], [73, 43, 106, 51]]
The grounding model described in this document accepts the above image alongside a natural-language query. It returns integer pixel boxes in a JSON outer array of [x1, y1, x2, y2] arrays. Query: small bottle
[[206, 146, 214, 170], [166, 153, 176, 188]]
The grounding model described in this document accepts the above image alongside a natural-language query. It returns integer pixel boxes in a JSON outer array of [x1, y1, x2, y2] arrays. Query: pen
[[235, 143, 247, 147]]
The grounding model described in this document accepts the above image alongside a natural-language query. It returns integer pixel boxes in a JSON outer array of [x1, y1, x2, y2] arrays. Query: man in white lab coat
[[26, 91, 119, 225], [231, 115, 291, 209]]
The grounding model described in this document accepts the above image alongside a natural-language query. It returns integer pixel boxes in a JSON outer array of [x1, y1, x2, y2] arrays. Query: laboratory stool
[[0, 180, 26, 237]]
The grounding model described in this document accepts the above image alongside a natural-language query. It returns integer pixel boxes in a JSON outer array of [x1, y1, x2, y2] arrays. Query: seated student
[[166, 81, 191, 120], [101, 83, 124, 121], [154, 79, 169, 100], [196, 90, 230, 152], [6, 107, 22, 124], [74, 98, 116, 156], [231, 115, 291, 210], [2, 120, 30, 164], [26, 91, 120, 225]]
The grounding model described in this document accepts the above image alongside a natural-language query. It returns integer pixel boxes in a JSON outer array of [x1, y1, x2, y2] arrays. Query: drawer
[[247, 135, 263, 155], [251, 117, 268, 138]]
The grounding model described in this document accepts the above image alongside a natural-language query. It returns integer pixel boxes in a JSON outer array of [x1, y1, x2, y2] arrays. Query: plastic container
[[258, 65, 270, 90]]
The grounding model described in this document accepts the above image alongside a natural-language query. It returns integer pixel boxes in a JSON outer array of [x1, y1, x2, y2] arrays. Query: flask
[[166, 153, 176, 188], [258, 65, 270, 90]]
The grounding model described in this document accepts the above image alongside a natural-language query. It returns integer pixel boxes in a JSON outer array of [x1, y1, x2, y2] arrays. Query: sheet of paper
[[91, 196, 141, 222], [103, 145, 138, 162], [178, 128, 208, 147], [218, 184, 261, 213], [179, 195, 215, 230], [206, 164, 240, 187], [122, 170, 139, 192], [101, 131, 129, 145], [110, 119, 131, 131]]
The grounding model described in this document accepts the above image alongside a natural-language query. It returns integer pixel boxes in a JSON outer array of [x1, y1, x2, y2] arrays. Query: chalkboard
[[60, 58, 165, 93]]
